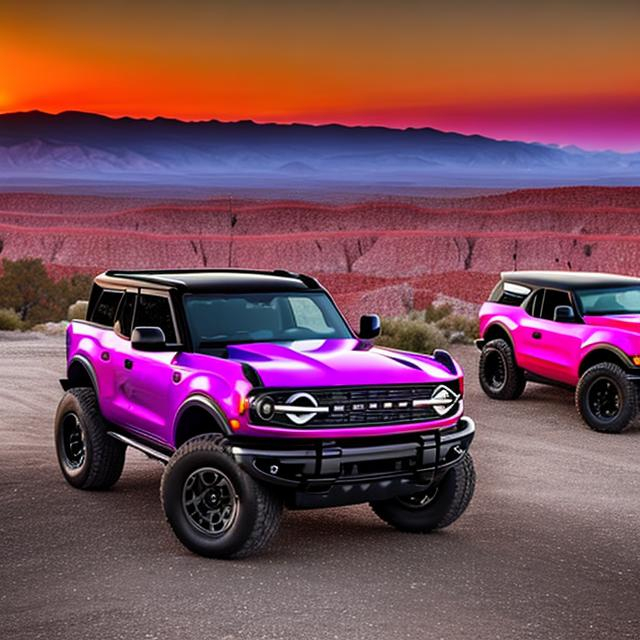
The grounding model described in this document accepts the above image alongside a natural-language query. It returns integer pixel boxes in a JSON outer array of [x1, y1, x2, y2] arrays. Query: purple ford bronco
[[55, 269, 475, 558], [478, 270, 640, 433]]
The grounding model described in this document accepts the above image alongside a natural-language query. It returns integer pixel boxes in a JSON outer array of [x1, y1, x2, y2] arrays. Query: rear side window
[[134, 294, 177, 344], [91, 290, 123, 327], [489, 281, 531, 307]]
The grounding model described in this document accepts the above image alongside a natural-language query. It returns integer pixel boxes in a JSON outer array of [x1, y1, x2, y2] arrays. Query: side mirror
[[359, 314, 381, 339], [131, 326, 168, 351], [554, 305, 575, 323]]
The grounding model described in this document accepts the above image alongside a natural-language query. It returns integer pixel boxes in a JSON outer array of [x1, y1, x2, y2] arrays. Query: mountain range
[[0, 110, 638, 187]]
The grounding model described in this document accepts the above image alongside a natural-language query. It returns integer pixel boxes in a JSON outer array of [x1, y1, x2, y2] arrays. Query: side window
[[134, 294, 177, 344], [490, 281, 531, 306], [540, 289, 573, 321], [525, 290, 544, 318], [114, 292, 136, 338], [91, 290, 123, 327], [289, 297, 331, 332]]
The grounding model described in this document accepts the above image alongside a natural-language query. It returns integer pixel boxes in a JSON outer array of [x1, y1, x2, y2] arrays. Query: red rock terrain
[[1, 186, 639, 321]]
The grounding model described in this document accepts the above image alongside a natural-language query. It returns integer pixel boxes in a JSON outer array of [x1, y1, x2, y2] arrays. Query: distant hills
[[0, 110, 638, 187]]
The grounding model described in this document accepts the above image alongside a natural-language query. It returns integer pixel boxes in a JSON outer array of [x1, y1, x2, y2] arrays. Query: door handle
[[124, 359, 133, 370], [532, 331, 542, 340]]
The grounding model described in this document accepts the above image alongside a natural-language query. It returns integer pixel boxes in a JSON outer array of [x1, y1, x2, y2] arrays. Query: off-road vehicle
[[56, 269, 475, 558], [478, 270, 640, 433]]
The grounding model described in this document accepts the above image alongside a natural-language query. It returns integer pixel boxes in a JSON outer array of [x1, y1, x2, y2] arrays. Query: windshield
[[184, 291, 353, 349], [576, 286, 640, 315]]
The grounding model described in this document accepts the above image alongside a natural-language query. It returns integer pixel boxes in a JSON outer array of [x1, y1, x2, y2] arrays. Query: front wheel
[[576, 362, 637, 433], [160, 434, 282, 559], [370, 453, 476, 533]]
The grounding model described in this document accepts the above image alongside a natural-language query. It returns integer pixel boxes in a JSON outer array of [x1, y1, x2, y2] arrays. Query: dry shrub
[[436, 314, 479, 344], [0, 308, 23, 331], [376, 304, 478, 353], [377, 317, 447, 354], [68, 300, 88, 321]]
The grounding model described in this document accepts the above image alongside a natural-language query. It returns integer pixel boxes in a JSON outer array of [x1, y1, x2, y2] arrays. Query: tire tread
[[160, 434, 281, 559]]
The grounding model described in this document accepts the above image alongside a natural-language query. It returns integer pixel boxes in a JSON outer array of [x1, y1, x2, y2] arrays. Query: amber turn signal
[[238, 396, 249, 415]]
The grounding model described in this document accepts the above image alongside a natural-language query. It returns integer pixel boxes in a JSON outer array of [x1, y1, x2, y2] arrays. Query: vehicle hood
[[226, 339, 459, 388], [583, 314, 640, 333]]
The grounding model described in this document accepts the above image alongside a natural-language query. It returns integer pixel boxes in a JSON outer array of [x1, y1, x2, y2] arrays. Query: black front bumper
[[231, 416, 475, 509]]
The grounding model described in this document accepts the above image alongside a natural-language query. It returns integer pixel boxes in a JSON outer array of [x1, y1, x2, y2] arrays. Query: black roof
[[96, 269, 320, 293], [501, 271, 640, 290]]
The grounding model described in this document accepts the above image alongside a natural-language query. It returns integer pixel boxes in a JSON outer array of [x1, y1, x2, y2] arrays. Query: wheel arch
[[173, 394, 231, 448], [66, 355, 98, 393], [578, 346, 633, 377], [482, 322, 514, 348]]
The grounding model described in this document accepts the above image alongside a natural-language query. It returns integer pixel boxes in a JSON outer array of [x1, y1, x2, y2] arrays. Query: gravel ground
[[0, 335, 638, 640]]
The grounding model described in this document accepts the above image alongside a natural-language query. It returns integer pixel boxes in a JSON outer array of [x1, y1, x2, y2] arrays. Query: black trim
[[107, 428, 174, 461], [523, 371, 575, 391], [99, 268, 320, 294], [578, 345, 636, 374], [242, 363, 263, 387], [248, 382, 462, 428], [67, 355, 99, 391], [173, 394, 232, 438], [500, 271, 640, 291], [231, 416, 475, 509], [433, 349, 457, 374]]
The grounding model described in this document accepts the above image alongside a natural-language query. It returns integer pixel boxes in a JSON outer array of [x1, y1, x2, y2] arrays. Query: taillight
[[458, 376, 464, 398]]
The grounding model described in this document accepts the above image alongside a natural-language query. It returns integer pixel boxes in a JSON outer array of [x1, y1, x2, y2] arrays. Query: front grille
[[249, 382, 460, 428]]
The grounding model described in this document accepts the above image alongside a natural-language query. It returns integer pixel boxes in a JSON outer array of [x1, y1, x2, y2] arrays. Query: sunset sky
[[1, 0, 639, 151]]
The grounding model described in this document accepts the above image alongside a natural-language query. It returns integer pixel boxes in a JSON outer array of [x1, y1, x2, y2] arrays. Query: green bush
[[377, 317, 448, 353], [0, 307, 23, 331]]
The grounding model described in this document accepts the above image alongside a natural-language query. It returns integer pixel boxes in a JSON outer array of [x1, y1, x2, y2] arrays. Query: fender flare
[[173, 393, 232, 440], [482, 321, 514, 346], [579, 344, 634, 374], [64, 355, 99, 392]]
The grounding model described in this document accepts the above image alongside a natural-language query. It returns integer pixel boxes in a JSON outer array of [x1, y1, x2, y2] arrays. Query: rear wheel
[[54, 388, 126, 490], [576, 362, 637, 433], [479, 338, 526, 400], [161, 434, 282, 559], [370, 453, 476, 532]]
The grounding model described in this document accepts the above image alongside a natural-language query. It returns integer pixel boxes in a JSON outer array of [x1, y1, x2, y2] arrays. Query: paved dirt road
[[1, 334, 638, 640]]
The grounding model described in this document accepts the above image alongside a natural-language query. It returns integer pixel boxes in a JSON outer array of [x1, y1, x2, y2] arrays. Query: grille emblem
[[280, 392, 323, 425], [412, 384, 459, 416]]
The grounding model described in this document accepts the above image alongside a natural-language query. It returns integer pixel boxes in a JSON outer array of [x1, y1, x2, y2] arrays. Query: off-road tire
[[54, 388, 126, 490], [576, 362, 637, 433], [370, 453, 476, 533], [479, 338, 526, 400], [161, 434, 282, 559]]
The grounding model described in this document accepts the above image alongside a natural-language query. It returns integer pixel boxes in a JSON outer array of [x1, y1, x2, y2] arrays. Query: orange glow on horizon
[[1, 1, 639, 150]]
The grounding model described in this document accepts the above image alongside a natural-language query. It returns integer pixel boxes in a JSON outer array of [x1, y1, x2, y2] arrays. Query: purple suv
[[478, 271, 640, 433], [55, 269, 476, 558]]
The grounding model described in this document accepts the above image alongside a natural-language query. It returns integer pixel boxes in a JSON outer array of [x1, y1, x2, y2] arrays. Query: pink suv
[[478, 271, 640, 433]]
